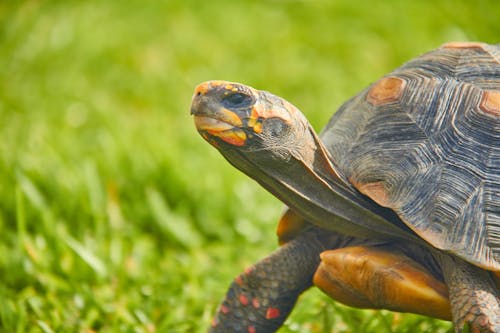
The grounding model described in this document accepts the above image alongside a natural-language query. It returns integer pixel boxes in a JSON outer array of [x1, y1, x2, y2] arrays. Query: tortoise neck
[[244, 126, 415, 241]]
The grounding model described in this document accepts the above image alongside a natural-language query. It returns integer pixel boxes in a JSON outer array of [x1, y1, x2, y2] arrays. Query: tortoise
[[190, 41, 500, 333]]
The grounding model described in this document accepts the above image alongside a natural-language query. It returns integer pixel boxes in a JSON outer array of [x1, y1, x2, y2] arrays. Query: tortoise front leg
[[209, 228, 331, 333], [435, 253, 500, 333]]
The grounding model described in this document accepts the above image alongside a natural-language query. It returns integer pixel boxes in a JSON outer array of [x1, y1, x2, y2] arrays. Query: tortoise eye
[[222, 92, 254, 108]]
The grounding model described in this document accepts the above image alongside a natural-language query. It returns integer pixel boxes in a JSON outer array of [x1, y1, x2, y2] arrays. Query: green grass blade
[[146, 187, 202, 247], [64, 234, 107, 278]]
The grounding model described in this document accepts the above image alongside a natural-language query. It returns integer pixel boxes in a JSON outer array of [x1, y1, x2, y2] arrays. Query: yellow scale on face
[[247, 107, 263, 134], [194, 112, 247, 146]]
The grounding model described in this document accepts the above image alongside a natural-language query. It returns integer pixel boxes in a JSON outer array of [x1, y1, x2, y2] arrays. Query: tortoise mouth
[[193, 115, 247, 146], [194, 115, 238, 132]]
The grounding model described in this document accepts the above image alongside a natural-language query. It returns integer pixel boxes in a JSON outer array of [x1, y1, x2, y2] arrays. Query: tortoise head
[[191, 80, 348, 232], [191, 81, 410, 242], [191, 80, 313, 164]]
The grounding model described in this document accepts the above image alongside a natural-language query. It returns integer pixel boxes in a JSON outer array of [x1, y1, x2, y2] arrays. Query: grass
[[0, 0, 498, 332]]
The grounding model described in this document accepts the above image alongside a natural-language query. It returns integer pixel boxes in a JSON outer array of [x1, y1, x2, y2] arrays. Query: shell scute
[[323, 44, 500, 270], [479, 90, 500, 117], [441, 41, 488, 50], [367, 77, 406, 106]]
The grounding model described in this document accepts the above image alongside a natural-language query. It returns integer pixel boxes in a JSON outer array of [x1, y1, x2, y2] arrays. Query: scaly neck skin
[[223, 124, 416, 242]]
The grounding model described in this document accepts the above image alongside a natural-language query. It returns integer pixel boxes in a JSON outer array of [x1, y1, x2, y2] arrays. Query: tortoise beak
[[191, 82, 248, 146]]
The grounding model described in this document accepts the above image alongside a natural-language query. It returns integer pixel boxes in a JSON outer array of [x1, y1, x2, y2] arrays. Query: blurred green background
[[0, 1, 498, 332]]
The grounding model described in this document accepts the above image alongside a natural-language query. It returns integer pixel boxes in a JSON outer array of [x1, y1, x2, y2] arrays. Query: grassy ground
[[0, 1, 498, 332]]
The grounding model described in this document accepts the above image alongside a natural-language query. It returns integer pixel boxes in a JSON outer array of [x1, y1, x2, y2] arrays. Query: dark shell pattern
[[321, 42, 500, 271]]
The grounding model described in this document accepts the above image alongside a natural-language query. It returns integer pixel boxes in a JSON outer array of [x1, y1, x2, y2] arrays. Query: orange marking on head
[[265, 307, 281, 319], [195, 80, 235, 96], [247, 108, 258, 126], [479, 90, 500, 117], [201, 108, 243, 127], [251, 105, 292, 124], [218, 133, 246, 146], [252, 121, 262, 134], [208, 129, 247, 146], [223, 83, 239, 92], [250, 107, 260, 120], [245, 108, 262, 133], [194, 82, 211, 96], [367, 77, 406, 106], [440, 41, 486, 50]]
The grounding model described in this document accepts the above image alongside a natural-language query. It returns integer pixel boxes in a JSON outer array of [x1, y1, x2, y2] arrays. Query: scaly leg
[[209, 228, 330, 333], [435, 253, 500, 333]]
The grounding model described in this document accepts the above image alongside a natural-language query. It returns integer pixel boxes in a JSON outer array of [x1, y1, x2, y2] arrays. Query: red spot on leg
[[248, 325, 256, 333], [234, 275, 244, 286], [220, 304, 230, 314], [266, 307, 281, 319], [252, 298, 260, 308], [211, 317, 218, 327], [244, 266, 255, 275], [239, 294, 249, 306]]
